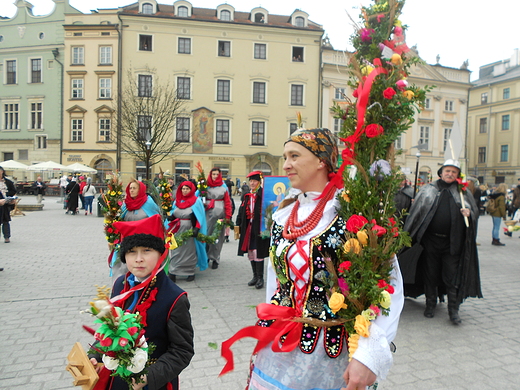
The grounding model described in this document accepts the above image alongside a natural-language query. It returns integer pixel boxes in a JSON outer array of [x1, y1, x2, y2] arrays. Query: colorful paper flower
[[365, 124, 384, 138], [383, 87, 396, 99], [329, 292, 348, 314]]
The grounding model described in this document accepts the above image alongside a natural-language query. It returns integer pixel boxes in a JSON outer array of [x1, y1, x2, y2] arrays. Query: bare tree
[[115, 67, 188, 179]]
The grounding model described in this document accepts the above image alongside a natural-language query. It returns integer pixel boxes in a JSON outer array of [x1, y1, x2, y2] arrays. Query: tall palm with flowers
[[101, 172, 124, 248]]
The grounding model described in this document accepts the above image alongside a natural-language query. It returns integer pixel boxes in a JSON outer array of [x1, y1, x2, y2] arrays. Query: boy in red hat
[[89, 214, 194, 390]]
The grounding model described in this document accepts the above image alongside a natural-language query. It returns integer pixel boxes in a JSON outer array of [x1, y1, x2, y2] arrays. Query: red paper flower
[[100, 336, 113, 347], [370, 219, 387, 236], [118, 337, 129, 347], [365, 124, 384, 138], [338, 261, 352, 273], [387, 285, 395, 294], [377, 279, 389, 289], [127, 326, 138, 336], [346, 215, 368, 233], [383, 87, 396, 99]]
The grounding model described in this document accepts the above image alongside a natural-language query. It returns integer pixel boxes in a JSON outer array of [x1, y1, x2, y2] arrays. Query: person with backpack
[[488, 183, 507, 246]]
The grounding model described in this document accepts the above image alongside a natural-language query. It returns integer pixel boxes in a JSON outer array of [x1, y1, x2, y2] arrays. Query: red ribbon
[[220, 303, 304, 376]]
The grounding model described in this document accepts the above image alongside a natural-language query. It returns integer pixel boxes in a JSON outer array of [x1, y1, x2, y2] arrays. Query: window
[[218, 41, 230, 57], [424, 98, 431, 109], [503, 88, 510, 100], [175, 162, 190, 184], [35, 135, 47, 149], [137, 115, 152, 141], [138, 75, 152, 97], [445, 100, 453, 111], [99, 46, 112, 64], [254, 13, 265, 23], [395, 134, 403, 149], [72, 47, 84, 64], [502, 114, 510, 130], [3, 152, 14, 161], [479, 118, 487, 133], [292, 47, 304, 62], [99, 119, 111, 141], [253, 82, 266, 104], [295, 16, 305, 27], [38, 32, 45, 40], [142, 3, 153, 14], [71, 119, 83, 141], [335, 88, 346, 100], [3, 103, 19, 129], [19, 149, 28, 160], [481, 93, 488, 104], [443, 128, 451, 152], [139, 35, 152, 51], [178, 6, 188, 17], [178, 37, 191, 54], [254, 43, 266, 59], [500, 145, 509, 162], [30, 103, 43, 129], [31, 59, 41, 83], [291, 84, 304, 106], [419, 126, 430, 149], [177, 77, 191, 99], [252, 121, 265, 145], [217, 80, 230, 102], [216, 119, 230, 144], [213, 163, 230, 179], [99, 78, 112, 98], [290, 123, 298, 135], [136, 161, 147, 180], [71, 79, 84, 99], [334, 118, 344, 142], [6, 60, 16, 84], [176, 117, 190, 142], [478, 147, 486, 163], [220, 10, 231, 21]]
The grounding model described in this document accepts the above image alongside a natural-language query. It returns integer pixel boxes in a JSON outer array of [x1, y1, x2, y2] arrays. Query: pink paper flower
[[360, 28, 375, 43]]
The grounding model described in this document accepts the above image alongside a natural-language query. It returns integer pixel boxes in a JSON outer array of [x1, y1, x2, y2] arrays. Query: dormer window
[[220, 10, 231, 21], [254, 13, 265, 23], [142, 3, 153, 14], [295, 16, 305, 27], [178, 6, 188, 17]]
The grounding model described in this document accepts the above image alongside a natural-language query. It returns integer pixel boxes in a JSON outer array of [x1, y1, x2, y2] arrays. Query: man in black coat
[[0, 166, 17, 243], [236, 171, 270, 289]]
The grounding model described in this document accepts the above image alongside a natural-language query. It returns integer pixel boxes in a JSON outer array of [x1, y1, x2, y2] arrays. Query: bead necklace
[[282, 186, 336, 240]]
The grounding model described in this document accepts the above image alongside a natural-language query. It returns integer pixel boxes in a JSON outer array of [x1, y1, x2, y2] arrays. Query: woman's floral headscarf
[[285, 128, 338, 173]]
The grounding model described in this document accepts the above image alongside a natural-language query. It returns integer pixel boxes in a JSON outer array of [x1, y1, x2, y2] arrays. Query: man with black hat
[[402, 159, 482, 324], [236, 171, 270, 289]]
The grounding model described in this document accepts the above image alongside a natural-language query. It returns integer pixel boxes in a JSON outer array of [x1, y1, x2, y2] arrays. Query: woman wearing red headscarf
[[166, 181, 208, 282], [204, 168, 232, 269], [110, 179, 161, 283]]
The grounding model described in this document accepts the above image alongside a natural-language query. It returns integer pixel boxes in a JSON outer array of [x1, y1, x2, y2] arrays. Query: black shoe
[[449, 310, 462, 325], [492, 239, 505, 246], [255, 278, 264, 289], [225, 236, 230, 242], [248, 277, 259, 286], [169, 274, 176, 282], [424, 306, 435, 318], [504, 231, 513, 237], [186, 275, 195, 282], [212, 260, 219, 269], [4, 238, 10, 243]]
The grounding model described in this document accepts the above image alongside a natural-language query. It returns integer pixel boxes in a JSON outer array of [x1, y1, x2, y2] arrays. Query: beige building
[[468, 50, 520, 186], [62, 0, 324, 184], [321, 46, 472, 187], [62, 11, 120, 182]]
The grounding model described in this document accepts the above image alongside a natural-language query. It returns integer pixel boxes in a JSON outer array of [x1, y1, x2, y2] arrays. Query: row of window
[[479, 115, 511, 133], [70, 46, 112, 66], [4, 59, 42, 85], [3, 102, 43, 130], [1, 137, 48, 158], [478, 145, 510, 163], [481, 87, 511, 104], [70, 78, 112, 100]]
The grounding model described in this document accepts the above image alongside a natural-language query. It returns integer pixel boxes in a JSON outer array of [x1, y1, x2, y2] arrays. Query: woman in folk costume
[[165, 181, 208, 282], [110, 180, 161, 283], [204, 168, 232, 269], [221, 128, 404, 390], [236, 171, 270, 289], [89, 214, 194, 390]]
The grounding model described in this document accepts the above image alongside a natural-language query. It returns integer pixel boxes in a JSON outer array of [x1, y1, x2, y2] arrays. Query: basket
[[504, 220, 517, 227]]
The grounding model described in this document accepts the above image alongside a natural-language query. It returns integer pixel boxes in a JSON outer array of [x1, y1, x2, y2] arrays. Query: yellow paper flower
[[402, 90, 414, 100], [329, 292, 348, 314], [391, 53, 402, 65], [343, 238, 361, 254], [347, 333, 360, 361], [362, 308, 376, 321], [342, 191, 350, 202], [110, 191, 116, 196], [354, 315, 370, 338], [356, 230, 368, 246], [380, 290, 392, 309], [361, 65, 374, 76]]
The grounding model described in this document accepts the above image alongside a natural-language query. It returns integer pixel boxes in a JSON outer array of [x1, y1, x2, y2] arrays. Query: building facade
[[468, 50, 520, 186], [0, 0, 81, 178]]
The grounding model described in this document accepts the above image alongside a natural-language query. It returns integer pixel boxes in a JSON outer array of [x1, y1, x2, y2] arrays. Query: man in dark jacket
[[236, 171, 270, 289], [32, 176, 46, 204], [402, 160, 482, 325], [0, 166, 17, 243]]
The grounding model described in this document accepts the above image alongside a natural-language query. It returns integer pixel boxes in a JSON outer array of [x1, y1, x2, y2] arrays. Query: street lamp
[[411, 142, 428, 198], [145, 140, 151, 180]]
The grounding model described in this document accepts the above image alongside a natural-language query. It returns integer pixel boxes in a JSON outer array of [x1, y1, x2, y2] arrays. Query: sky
[[3, 0, 520, 81]]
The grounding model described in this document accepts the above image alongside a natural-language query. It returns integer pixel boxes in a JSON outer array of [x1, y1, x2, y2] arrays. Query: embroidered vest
[[261, 215, 348, 358]]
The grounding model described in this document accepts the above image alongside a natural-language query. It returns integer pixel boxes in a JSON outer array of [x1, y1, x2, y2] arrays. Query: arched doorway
[[253, 162, 272, 176], [94, 158, 112, 183]]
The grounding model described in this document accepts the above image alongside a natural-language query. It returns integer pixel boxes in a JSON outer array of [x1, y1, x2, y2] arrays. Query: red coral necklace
[[282, 186, 336, 240]]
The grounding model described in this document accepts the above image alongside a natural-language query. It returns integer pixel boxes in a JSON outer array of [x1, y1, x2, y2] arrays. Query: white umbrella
[[66, 162, 98, 174], [0, 160, 29, 170], [26, 160, 68, 171]]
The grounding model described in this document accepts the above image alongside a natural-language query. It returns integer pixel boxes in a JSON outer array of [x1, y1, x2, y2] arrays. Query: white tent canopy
[[26, 161, 68, 171], [0, 160, 29, 170], [65, 163, 98, 173]]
